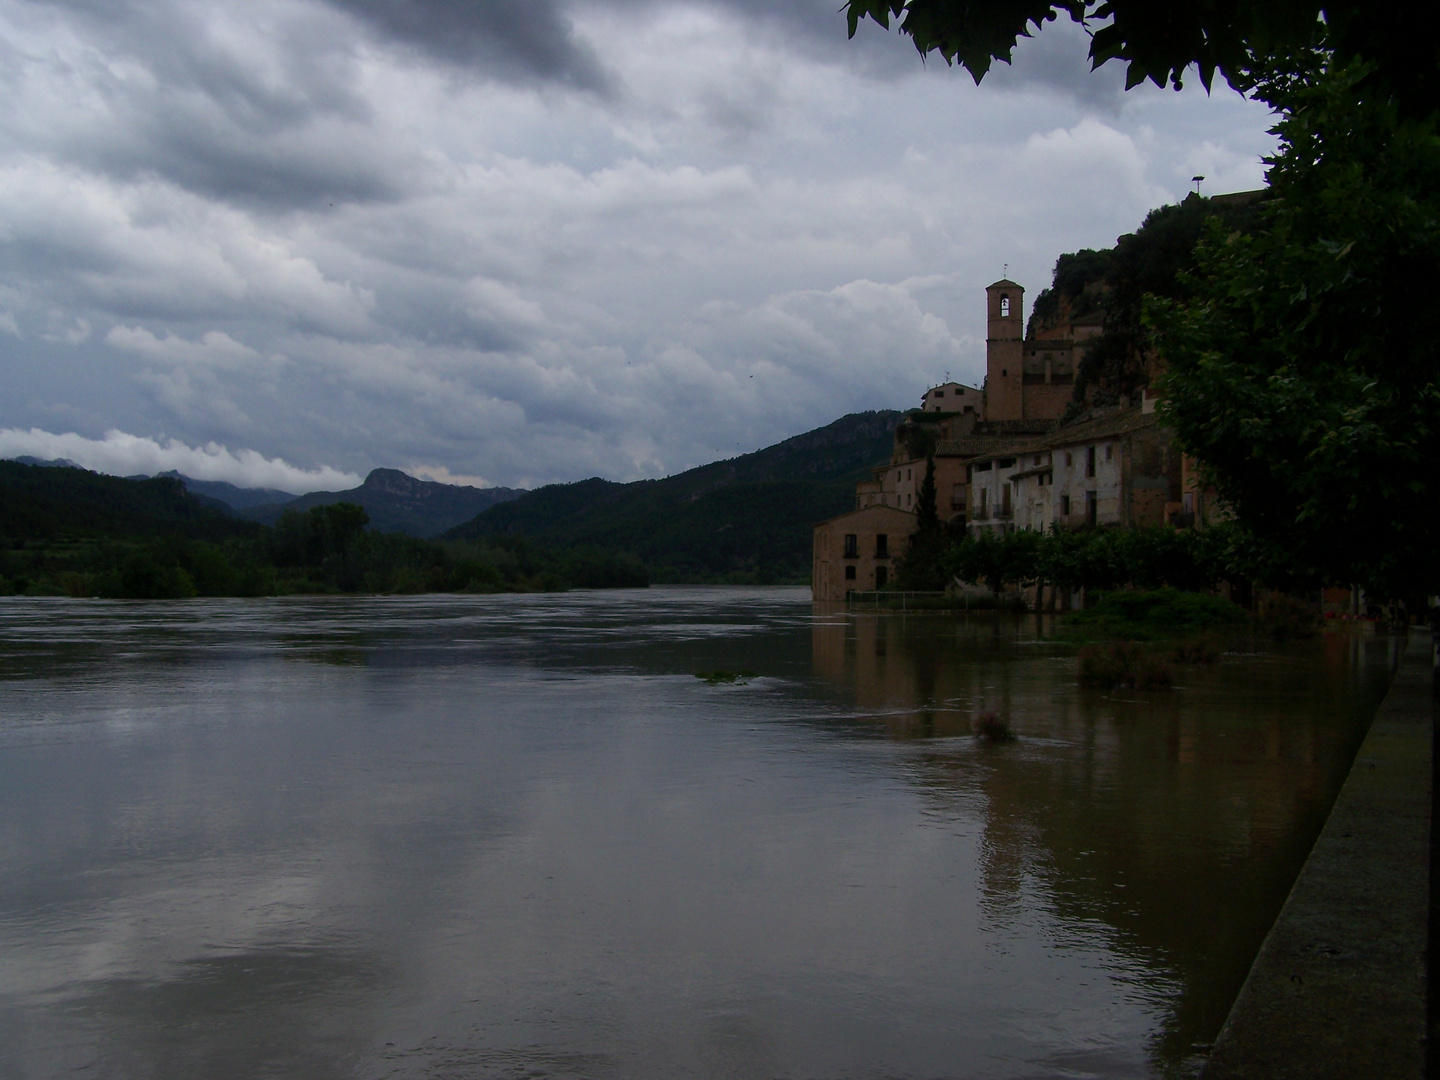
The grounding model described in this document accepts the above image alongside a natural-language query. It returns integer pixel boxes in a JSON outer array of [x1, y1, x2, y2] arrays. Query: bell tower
[[985, 278, 1024, 422]]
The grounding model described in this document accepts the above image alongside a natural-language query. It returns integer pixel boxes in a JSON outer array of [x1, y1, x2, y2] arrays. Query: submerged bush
[[1078, 641, 1174, 690], [695, 670, 757, 685], [973, 711, 1017, 744]]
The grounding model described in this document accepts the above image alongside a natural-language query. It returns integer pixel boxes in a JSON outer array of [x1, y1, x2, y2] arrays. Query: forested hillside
[[0, 461, 642, 597], [0, 461, 253, 543], [448, 410, 903, 582], [1027, 191, 1268, 414]]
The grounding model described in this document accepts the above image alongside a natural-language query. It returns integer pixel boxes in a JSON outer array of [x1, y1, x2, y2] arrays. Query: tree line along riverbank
[[0, 461, 647, 598]]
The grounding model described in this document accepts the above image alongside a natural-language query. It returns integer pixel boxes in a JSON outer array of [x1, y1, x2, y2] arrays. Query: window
[[1086, 446, 1096, 478], [1183, 492, 1195, 514], [845, 565, 856, 580], [907, 468, 912, 480], [1086, 490, 1097, 525], [1002, 369, 1008, 377], [934, 389, 945, 398], [1001, 484, 1012, 515], [906, 493, 912, 506], [875, 534, 888, 558], [1064, 452, 1072, 467], [843, 533, 858, 558], [998, 457, 1014, 468], [1000, 295, 1010, 317], [1060, 494, 1070, 515], [896, 470, 902, 481], [975, 460, 992, 472], [1034, 455, 1042, 466], [875, 566, 888, 588], [980, 489, 988, 512], [1105, 444, 1113, 462]]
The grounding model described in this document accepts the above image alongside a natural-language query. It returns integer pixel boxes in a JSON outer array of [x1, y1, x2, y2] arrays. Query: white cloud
[[407, 464, 500, 488], [106, 326, 264, 367], [0, 428, 359, 493], [0, 0, 1280, 488]]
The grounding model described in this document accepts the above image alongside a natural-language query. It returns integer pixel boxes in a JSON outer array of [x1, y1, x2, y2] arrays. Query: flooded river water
[[0, 588, 1398, 1078]]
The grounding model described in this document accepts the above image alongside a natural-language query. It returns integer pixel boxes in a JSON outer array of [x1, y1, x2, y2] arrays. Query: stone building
[[981, 279, 1095, 423], [966, 409, 1181, 535], [920, 381, 983, 415], [811, 504, 916, 602], [811, 278, 1185, 598]]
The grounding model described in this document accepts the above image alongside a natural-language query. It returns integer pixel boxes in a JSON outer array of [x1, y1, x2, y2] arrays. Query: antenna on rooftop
[[1192, 175, 1205, 195], [1003, 262, 1008, 278]]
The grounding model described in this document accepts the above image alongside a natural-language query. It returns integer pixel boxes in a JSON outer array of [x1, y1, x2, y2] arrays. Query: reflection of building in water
[[810, 612, 1397, 1072]]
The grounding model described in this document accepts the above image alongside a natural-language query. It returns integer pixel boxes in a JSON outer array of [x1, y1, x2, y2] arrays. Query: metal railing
[[845, 590, 949, 611]]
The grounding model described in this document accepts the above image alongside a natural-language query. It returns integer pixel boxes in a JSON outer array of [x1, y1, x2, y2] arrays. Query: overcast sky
[[0, 0, 1277, 492]]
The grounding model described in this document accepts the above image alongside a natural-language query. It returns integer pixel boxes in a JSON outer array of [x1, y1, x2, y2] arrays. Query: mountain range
[[236, 468, 521, 538], [446, 410, 902, 582], [3, 409, 902, 582]]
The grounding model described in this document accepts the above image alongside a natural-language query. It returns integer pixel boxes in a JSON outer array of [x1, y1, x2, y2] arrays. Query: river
[[0, 588, 1398, 1079]]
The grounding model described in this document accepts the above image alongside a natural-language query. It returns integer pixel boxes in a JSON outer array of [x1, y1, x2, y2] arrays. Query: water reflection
[[814, 610, 1395, 1073], [0, 591, 1394, 1079]]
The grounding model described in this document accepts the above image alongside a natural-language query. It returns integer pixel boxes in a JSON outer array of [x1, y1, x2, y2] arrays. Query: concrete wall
[[1203, 635, 1432, 1079]]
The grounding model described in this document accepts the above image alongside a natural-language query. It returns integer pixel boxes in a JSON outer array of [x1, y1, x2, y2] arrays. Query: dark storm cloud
[[328, 0, 613, 92], [22, 0, 401, 209]]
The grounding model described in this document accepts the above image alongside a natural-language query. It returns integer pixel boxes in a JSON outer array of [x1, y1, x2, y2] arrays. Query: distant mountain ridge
[[446, 410, 903, 582], [157, 472, 295, 511], [240, 468, 522, 538]]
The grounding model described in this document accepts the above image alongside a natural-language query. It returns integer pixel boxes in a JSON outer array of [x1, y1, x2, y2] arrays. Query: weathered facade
[[966, 410, 1182, 535], [811, 504, 916, 602], [810, 279, 1188, 598], [920, 381, 983, 415]]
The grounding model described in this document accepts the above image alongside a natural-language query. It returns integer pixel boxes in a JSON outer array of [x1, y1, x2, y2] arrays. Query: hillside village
[[812, 277, 1205, 601]]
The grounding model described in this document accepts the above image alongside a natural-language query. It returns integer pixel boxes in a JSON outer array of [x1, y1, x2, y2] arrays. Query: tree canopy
[[1149, 55, 1440, 596], [845, 1, 1440, 116]]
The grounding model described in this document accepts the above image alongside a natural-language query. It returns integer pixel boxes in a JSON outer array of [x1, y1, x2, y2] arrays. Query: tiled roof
[[932, 407, 1161, 462]]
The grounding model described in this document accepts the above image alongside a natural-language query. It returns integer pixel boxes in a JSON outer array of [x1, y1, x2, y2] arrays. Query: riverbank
[[1203, 632, 1433, 1078]]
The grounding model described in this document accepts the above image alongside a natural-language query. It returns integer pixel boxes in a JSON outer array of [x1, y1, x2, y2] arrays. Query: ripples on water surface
[[0, 588, 1398, 1079]]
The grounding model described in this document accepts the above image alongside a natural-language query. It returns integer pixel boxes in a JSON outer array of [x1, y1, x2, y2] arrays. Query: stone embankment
[[1204, 634, 1434, 1079]]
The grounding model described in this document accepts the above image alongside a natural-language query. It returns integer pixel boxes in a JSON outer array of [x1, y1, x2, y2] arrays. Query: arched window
[[1000, 295, 1010, 317]]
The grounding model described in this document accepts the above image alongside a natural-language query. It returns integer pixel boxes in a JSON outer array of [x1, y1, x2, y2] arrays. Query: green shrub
[[1065, 587, 1247, 640]]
